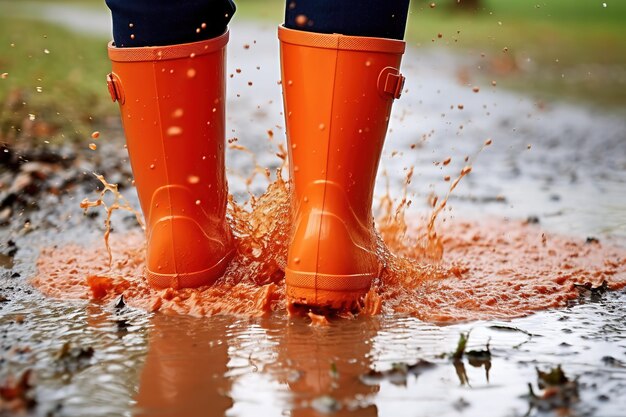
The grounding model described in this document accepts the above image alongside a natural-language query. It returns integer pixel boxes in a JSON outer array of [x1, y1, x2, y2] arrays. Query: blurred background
[[1, 0, 624, 145]]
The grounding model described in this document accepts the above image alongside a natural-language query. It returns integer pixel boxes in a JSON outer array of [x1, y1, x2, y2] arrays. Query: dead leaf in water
[[0, 369, 36, 413]]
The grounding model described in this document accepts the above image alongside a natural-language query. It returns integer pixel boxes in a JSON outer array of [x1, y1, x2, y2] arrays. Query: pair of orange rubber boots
[[107, 26, 405, 310]]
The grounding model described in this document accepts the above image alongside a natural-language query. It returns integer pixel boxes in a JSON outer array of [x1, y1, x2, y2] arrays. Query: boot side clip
[[107, 72, 125, 104], [378, 66, 405, 100]]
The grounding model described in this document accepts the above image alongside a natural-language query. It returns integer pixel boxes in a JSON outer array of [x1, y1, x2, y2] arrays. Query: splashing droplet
[[295, 15, 308, 26], [167, 126, 183, 136]]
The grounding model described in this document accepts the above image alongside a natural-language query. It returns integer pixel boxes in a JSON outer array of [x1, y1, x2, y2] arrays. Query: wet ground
[[1, 3, 626, 417]]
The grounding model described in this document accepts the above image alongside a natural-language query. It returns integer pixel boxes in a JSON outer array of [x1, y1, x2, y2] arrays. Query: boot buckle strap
[[107, 73, 125, 104], [378, 67, 405, 100]]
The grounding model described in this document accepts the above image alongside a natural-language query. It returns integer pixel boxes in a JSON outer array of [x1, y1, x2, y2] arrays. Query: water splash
[[34, 165, 626, 322]]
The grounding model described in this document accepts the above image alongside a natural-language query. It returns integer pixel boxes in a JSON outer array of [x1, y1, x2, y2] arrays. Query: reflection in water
[[135, 315, 380, 416], [135, 315, 232, 417], [277, 318, 379, 416]]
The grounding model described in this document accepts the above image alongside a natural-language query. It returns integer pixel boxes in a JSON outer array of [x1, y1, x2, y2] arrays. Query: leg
[[285, 0, 409, 40], [106, 0, 235, 47], [105, 1, 237, 289], [279, 0, 410, 310]]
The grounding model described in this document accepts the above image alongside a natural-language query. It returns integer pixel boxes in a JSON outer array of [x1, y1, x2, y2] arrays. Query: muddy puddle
[[1, 5, 626, 417]]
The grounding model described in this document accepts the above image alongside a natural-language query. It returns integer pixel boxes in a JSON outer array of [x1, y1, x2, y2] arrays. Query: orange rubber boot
[[278, 26, 406, 310], [107, 31, 234, 289]]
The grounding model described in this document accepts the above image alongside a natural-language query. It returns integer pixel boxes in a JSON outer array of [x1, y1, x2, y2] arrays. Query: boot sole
[[285, 268, 375, 310], [146, 249, 234, 289]]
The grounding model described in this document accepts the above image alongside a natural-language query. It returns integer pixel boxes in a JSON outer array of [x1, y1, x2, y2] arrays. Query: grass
[[0, 0, 624, 145], [0, 12, 112, 143], [405, 0, 626, 107]]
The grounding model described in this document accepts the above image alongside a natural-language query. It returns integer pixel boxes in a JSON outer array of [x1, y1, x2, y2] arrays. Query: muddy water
[[3, 272, 626, 417], [1, 4, 626, 417]]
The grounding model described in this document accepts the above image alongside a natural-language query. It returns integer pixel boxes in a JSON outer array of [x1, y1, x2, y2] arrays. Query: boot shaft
[[108, 32, 229, 226], [279, 26, 405, 223]]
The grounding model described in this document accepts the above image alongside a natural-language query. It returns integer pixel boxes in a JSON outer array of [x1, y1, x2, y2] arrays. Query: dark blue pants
[[107, 0, 410, 47]]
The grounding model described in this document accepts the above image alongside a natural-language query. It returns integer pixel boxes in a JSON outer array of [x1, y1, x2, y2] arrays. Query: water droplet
[[172, 108, 184, 118], [89, 143, 97, 150], [287, 80, 293, 86], [294, 257, 300, 264], [201, 22, 207, 29], [129, 23, 134, 28], [167, 126, 183, 136], [291, 144, 297, 149], [1, 73, 8, 79], [36, 86, 43, 93], [319, 123, 326, 131], [130, 34, 135, 40], [149, 164, 155, 170], [472, 86, 480, 93], [196, 28, 201, 34], [43, 49, 50, 54], [195, 200, 201, 205], [187, 175, 200, 184], [365, 60, 372, 67], [484, 138, 492, 146], [28, 114, 36, 121], [303, 197, 309, 203], [443, 157, 451, 166], [295, 14, 308, 26], [187, 68, 196, 78], [91, 131, 100, 139]]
